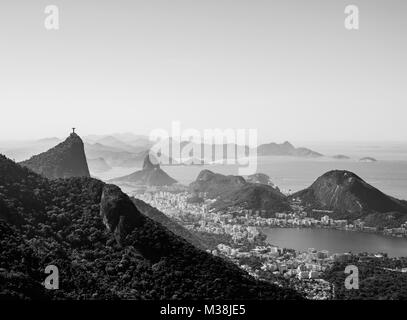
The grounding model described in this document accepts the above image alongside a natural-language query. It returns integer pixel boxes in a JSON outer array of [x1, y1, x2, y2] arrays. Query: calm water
[[263, 228, 407, 257]]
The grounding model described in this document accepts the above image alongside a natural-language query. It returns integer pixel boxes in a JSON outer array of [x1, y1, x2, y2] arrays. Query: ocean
[[94, 142, 407, 200]]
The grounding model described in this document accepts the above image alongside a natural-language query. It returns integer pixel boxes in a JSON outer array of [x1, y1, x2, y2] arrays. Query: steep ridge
[[20, 133, 90, 179], [0, 155, 300, 299], [293, 170, 407, 219]]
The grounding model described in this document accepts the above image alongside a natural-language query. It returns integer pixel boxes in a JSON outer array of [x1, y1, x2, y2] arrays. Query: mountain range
[[131, 198, 208, 250], [189, 168, 407, 225], [87, 157, 112, 173], [246, 173, 279, 189], [0, 134, 325, 170], [0, 153, 301, 299]]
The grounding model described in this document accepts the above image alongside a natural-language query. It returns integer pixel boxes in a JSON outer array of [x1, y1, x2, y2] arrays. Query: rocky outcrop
[[20, 133, 90, 179]]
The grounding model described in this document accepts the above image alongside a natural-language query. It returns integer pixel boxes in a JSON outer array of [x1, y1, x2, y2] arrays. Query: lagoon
[[262, 227, 407, 257]]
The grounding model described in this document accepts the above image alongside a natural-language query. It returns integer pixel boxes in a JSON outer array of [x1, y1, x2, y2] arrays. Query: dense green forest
[[323, 255, 407, 300]]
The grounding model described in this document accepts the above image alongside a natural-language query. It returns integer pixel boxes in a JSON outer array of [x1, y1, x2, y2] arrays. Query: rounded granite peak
[[20, 132, 90, 179]]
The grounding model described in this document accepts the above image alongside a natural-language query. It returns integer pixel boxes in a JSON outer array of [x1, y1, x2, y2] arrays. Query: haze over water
[[160, 156, 407, 200]]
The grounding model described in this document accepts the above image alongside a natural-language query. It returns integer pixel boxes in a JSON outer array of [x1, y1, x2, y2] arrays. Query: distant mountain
[[190, 170, 246, 198], [360, 157, 377, 162], [109, 154, 177, 186], [84, 133, 152, 149], [148, 139, 248, 165], [0, 154, 300, 299], [332, 154, 350, 160], [80, 137, 323, 167], [95, 135, 140, 153], [20, 133, 90, 179], [88, 157, 112, 173], [257, 141, 323, 157], [245, 173, 278, 188], [36, 137, 61, 144], [84, 142, 146, 167], [190, 170, 289, 214], [293, 170, 407, 220]]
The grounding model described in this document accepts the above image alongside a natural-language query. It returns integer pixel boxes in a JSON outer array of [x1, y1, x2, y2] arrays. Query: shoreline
[[260, 226, 407, 257]]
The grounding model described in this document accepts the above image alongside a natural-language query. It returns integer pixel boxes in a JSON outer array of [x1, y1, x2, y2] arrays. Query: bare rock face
[[99, 184, 144, 244], [20, 133, 90, 179]]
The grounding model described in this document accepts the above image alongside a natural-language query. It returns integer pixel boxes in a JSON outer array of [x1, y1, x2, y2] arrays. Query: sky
[[0, 0, 406, 142]]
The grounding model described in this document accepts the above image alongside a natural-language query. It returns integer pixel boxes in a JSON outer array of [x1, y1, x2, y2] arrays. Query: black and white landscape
[[1, 0, 407, 303]]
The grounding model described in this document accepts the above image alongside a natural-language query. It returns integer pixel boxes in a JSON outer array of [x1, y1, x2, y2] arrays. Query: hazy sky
[[0, 0, 406, 142]]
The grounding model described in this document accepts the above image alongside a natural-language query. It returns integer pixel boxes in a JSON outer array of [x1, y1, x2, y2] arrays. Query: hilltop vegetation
[[131, 198, 208, 250], [109, 154, 177, 186], [323, 255, 407, 300], [0, 155, 301, 300], [293, 170, 407, 222]]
